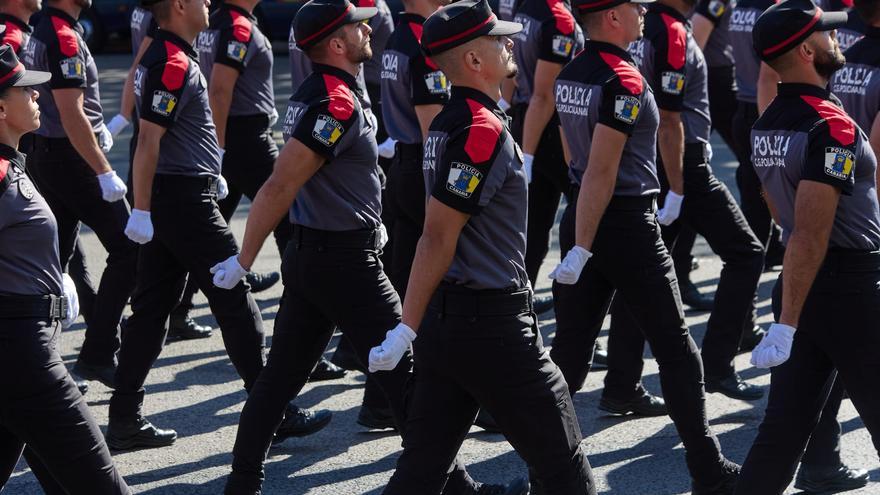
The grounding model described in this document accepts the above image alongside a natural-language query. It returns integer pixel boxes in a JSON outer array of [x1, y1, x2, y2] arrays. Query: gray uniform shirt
[[512, 0, 583, 105], [0, 13, 32, 55], [728, 0, 773, 103], [134, 30, 222, 177], [0, 146, 63, 296], [196, 4, 275, 117], [283, 63, 381, 231], [694, 0, 735, 68], [832, 26, 880, 132], [424, 87, 529, 290], [23, 7, 103, 138], [752, 83, 880, 250], [631, 4, 711, 144], [130, 6, 156, 55], [556, 41, 661, 196]]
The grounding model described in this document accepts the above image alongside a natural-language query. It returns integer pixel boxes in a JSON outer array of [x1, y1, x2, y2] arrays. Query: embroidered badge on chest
[[446, 162, 483, 198], [18, 177, 34, 200], [312, 114, 344, 146]]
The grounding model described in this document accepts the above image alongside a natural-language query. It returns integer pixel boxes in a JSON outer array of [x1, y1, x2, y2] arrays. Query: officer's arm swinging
[[522, 60, 562, 155], [121, 35, 153, 121], [131, 119, 166, 211], [400, 199, 470, 331], [574, 124, 626, 250], [778, 180, 840, 327], [237, 139, 325, 270], [208, 64, 240, 148], [54, 89, 113, 175], [692, 14, 714, 50], [415, 105, 443, 143], [657, 109, 685, 194]]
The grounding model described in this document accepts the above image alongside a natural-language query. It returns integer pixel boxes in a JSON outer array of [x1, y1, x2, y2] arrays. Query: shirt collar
[[450, 86, 507, 123], [154, 29, 199, 59], [0, 13, 32, 33], [0, 142, 26, 170], [44, 7, 78, 27], [584, 40, 636, 64], [776, 82, 832, 100], [313, 62, 364, 97]]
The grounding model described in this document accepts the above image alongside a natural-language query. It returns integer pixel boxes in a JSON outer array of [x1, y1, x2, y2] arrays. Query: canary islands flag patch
[[446, 162, 483, 199], [312, 114, 344, 146], [824, 147, 855, 180]]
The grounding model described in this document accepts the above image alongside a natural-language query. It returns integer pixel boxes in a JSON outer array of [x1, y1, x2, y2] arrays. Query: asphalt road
[[5, 54, 877, 495]]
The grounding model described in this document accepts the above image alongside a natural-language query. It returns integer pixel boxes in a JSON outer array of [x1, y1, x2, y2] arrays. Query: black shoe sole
[[598, 399, 667, 417], [795, 475, 869, 493], [107, 433, 177, 451], [274, 412, 333, 443]]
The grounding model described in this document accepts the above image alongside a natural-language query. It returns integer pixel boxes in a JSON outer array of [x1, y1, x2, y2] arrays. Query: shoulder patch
[[599, 51, 643, 94], [801, 95, 856, 146], [659, 13, 686, 70], [446, 162, 484, 198], [545, 0, 575, 35], [50, 16, 78, 57], [162, 41, 189, 91], [322, 74, 355, 121], [312, 114, 345, 146], [464, 98, 503, 163], [229, 10, 253, 43], [2, 22, 23, 53], [824, 146, 855, 180]]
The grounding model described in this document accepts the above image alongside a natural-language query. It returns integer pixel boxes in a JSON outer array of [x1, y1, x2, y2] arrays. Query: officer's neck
[[312, 55, 361, 80], [0, 7, 33, 24], [0, 125, 23, 153], [225, 0, 258, 14], [46, 0, 81, 21], [451, 79, 501, 102], [404, 0, 438, 21], [586, 28, 631, 52], [161, 19, 202, 47], [778, 67, 829, 91]]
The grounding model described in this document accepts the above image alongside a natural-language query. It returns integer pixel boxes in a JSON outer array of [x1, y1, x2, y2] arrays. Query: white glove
[[211, 254, 249, 290], [523, 153, 534, 184], [705, 142, 713, 163], [96, 170, 128, 203], [378, 223, 389, 249], [498, 97, 511, 112], [657, 190, 684, 226], [61, 273, 79, 328], [97, 123, 113, 153], [750, 323, 797, 368], [269, 107, 279, 127], [106, 114, 130, 137], [217, 175, 229, 200], [549, 245, 592, 285], [124, 209, 154, 244], [378, 137, 397, 159], [369, 323, 417, 372]]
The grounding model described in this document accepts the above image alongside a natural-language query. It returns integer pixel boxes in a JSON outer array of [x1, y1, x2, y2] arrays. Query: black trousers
[[109, 174, 266, 420], [550, 195, 728, 484], [174, 115, 291, 317], [225, 226, 479, 495], [509, 103, 571, 285], [385, 142, 425, 299], [385, 285, 595, 495], [0, 317, 130, 494], [736, 252, 880, 494], [25, 137, 138, 366]]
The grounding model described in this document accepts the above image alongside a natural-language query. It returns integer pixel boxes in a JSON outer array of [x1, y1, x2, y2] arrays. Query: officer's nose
[[362, 22, 372, 36]]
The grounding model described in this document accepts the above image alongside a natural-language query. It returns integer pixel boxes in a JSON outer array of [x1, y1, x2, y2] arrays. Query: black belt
[[29, 133, 102, 151], [227, 114, 271, 132], [820, 248, 880, 272], [394, 142, 423, 161], [568, 184, 656, 211], [683, 142, 709, 164], [0, 293, 68, 320], [429, 283, 532, 317], [152, 173, 219, 197], [292, 224, 383, 250]]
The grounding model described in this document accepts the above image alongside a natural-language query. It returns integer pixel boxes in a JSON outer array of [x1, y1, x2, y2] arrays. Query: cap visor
[[349, 6, 378, 22], [816, 10, 849, 31], [630, 0, 656, 4], [14, 70, 51, 87], [487, 20, 523, 36]]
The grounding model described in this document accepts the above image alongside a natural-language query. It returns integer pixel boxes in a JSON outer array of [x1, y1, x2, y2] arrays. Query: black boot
[[309, 357, 347, 382], [795, 463, 869, 493], [107, 416, 178, 451], [167, 314, 213, 341], [356, 405, 396, 431], [273, 405, 333, 444], [73, 358, 117, 389], [246, 271, 280, 293], [706, 373, 764, 401], [599, 388, 667, 417], [679, 280, 714, 311]]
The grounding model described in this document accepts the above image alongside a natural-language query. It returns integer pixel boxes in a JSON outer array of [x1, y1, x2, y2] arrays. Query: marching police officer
[[0, 45, 130, 494], [738, 1, 880, 493], [626, 0, 766, 400], [369, 2, 590, 493], [212, 2, 522, 493], [510, 0, 581, 312], [548, 0, 741, 491], [380, 0, 450, 298], [108, 0, 330, 451], [22, 0, 138, 389]]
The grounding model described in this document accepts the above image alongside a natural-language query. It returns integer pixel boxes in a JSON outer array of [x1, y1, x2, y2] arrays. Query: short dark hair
[[854, 0, 880, 25], [151, 0, 175, 24]]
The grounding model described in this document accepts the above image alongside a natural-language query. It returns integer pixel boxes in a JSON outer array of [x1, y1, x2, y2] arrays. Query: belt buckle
[[49, 295, 67, 320]]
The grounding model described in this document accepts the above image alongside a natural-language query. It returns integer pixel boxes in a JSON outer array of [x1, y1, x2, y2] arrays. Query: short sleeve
[[410, 54, 450, 106], [214, 12, 254, 72], [802, 122, 857, 195], [290, 101, 356, 160], [650, 14, 687, 111], [139, 59, 190, 128], [597, 77, 644, 135], [695, 0, 728, 25], [46, 20, 86, 90], [538, 18, 577, 64]]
